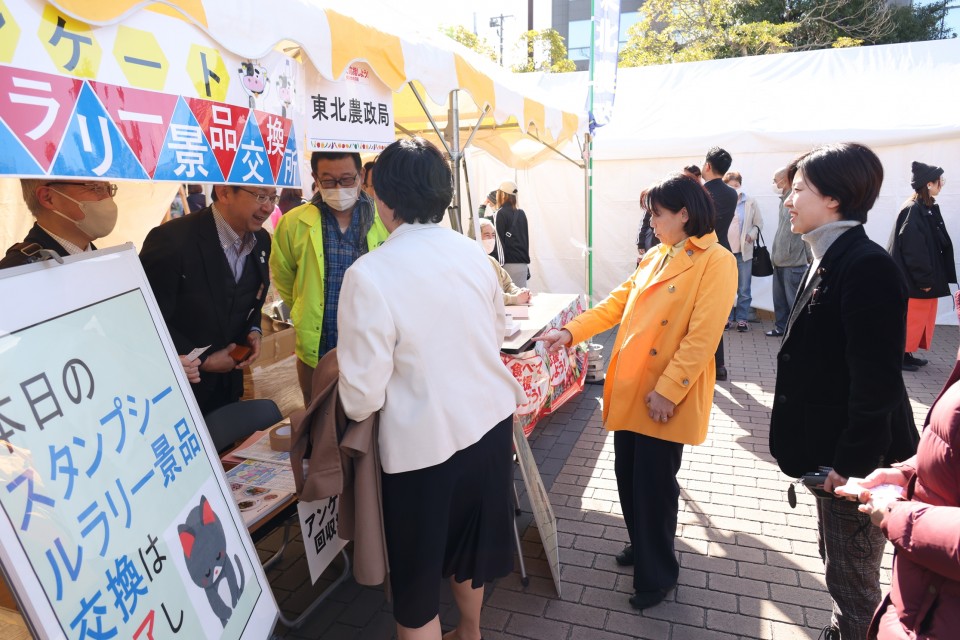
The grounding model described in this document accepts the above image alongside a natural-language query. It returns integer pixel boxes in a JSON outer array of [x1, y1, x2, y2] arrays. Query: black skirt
[[381, 416, 515, 628]]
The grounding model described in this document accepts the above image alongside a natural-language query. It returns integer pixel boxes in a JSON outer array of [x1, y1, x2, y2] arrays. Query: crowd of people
[[1, 139, 956, 640]]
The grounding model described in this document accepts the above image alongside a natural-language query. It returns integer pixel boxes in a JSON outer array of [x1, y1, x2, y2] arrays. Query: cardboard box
[[255, 315, 296, 369]]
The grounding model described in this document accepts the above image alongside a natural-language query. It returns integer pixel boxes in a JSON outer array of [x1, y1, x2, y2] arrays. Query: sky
[[395, 0, 959, 67], [385, 0, 553, 66]]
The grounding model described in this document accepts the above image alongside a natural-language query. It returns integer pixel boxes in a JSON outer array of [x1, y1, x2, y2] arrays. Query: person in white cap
[[493, 179, 530, 287]]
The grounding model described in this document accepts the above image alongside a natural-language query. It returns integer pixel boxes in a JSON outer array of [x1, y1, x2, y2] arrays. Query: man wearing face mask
[[1, 179, 119, 269], [140, 184, 274, 416], [271, 151, 389, 406]]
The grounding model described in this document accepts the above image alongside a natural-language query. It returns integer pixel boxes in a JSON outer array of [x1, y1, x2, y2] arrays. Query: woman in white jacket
[[337, 137, 525, 640], [723, 171, 764, 331]]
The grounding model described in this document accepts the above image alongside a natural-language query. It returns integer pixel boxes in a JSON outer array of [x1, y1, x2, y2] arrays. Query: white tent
[[0, 0, 583, 252], [468, 38, 960, 323]]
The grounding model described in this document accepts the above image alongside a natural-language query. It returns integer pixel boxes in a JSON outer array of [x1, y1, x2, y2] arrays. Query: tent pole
[[459, 105, 488, 239], [525, 132, 584, 168], [408, 82, 452, 155], [584, 132, 593, 306], [447, 90, 463, 233], [586, 0, 596, 307], [463, 105, 490, 151], [462, 160, 476, 239]]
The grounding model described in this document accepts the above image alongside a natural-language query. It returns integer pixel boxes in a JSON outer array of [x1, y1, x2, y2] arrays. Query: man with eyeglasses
[[139, 185, 275, 415], [271, 151, 389, 406], [0, 179, 119, 269]]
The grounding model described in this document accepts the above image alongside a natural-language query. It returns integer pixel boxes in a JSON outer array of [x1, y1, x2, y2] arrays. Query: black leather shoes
[[629, 588, 671, 610], [904, 353, 928, 367], [716, 366, 728, 381], [615, 545, 634, 566]]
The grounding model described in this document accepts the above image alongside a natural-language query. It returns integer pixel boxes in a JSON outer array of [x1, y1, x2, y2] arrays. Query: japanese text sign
[[590, 0, 621, 131], [0, 246, 278, 639], [0, 0, 304, 185], [296, 497, 347, 584], [306, 62, 394, 153]]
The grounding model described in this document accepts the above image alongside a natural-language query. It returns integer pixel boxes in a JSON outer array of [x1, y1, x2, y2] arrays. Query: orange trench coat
[[565, 231, 737, 445]]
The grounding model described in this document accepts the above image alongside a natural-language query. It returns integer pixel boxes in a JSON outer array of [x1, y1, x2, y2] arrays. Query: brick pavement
[[264, 321, 957, 639]]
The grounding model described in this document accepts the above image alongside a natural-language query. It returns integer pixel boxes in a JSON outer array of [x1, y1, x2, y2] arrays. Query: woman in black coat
[[889, 161, 955, 371], [769, 143, 918, 640], [494, 180, 530, 287]]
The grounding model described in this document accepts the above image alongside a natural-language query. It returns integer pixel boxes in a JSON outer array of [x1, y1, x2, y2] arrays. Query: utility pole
[[489, 14, 513, 66]]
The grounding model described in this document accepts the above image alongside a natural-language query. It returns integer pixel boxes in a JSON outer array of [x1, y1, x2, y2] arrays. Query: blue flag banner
[[590, 0, 621, 131]]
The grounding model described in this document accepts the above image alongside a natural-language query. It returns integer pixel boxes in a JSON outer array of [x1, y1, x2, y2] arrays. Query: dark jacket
[[770, 225, 918, 479], [868, 346, 960, 640], [289, 348, 388, 591], [636, 212, 660, 252], [890, 200, 956, 299], [703, 178, 737, 252], [139, 207, 270, 414], [495, 203, 530, 264], [0, 223, 93, 269]]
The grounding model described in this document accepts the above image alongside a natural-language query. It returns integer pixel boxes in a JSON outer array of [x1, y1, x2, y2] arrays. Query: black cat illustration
[[178, 495, 245, 628]]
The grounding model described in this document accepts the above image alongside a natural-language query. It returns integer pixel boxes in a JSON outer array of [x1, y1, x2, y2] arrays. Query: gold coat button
[[682, 378, 689, 385], [668, 285, 676, 293]]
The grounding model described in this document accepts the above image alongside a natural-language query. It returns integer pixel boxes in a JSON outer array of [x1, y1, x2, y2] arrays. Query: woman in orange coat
[[540, 173, 737, 610]]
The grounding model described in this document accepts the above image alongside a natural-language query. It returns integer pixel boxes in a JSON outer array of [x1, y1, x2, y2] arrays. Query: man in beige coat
[[722, 172, 764, 331]]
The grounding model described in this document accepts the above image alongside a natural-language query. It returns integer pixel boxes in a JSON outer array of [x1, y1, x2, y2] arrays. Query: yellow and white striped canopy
[[48, 0, 585, 168]]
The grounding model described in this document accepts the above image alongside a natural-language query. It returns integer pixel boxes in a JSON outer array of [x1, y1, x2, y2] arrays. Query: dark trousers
[[715, 335, 725, 367], [614, 430, 684, 592]]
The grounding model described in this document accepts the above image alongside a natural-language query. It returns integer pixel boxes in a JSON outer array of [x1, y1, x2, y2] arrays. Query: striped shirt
[[212, 205, 257, 282]]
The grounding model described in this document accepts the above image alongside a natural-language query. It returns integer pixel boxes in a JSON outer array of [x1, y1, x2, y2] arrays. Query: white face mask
[[774, 183, 785, 195], [50, 189, 118, 239], [319, 185, 360, 212], [482, 237, 497, 254]]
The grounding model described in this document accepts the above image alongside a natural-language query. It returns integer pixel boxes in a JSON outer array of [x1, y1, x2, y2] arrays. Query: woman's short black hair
[[787, 143, 883, 223], [373, 137, 452, 224], [643, 173, 716, 238]]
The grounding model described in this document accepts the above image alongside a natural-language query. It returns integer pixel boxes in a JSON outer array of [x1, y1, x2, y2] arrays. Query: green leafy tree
[[734, 0, 953, 49], [439, 25, 498, 62], [620, 0, 954, 67], [619, 0, 795, 67], [512, 28, 577, 73]]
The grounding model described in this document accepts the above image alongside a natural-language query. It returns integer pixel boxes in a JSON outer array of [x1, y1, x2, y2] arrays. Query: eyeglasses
[[237, 187, 280, 205], [46, 182, 118, 197], [317, 174, 358, 189]]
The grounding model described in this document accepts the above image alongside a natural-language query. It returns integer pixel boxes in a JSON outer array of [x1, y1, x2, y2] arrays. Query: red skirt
[[905, 298, 938, 352]]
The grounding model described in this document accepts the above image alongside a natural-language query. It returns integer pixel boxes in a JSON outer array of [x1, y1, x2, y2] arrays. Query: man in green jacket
[[271, 151, 389, 406]]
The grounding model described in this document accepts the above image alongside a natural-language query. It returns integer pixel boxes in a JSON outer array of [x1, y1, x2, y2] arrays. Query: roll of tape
[[269, 423, 292, 451]]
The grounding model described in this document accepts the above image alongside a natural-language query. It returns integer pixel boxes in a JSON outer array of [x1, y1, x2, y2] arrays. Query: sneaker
[[716, 366, 728, 381], [904, 353, 928, 367], [724, 321, 734, 331], [902, 360, 919, 372], [736, 321, 749, 332], [615, 545, 634, 566], [765, 328, 784, 337]]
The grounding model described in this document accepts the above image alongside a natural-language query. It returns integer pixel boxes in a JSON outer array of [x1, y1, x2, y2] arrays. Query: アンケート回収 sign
[[0, 246, 279, 639], [0, 0, 304, 187], [306, 62, 394, 153]]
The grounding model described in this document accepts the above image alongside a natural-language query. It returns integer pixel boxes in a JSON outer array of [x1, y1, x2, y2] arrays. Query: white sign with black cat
[[0, 246, 279, 639]]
